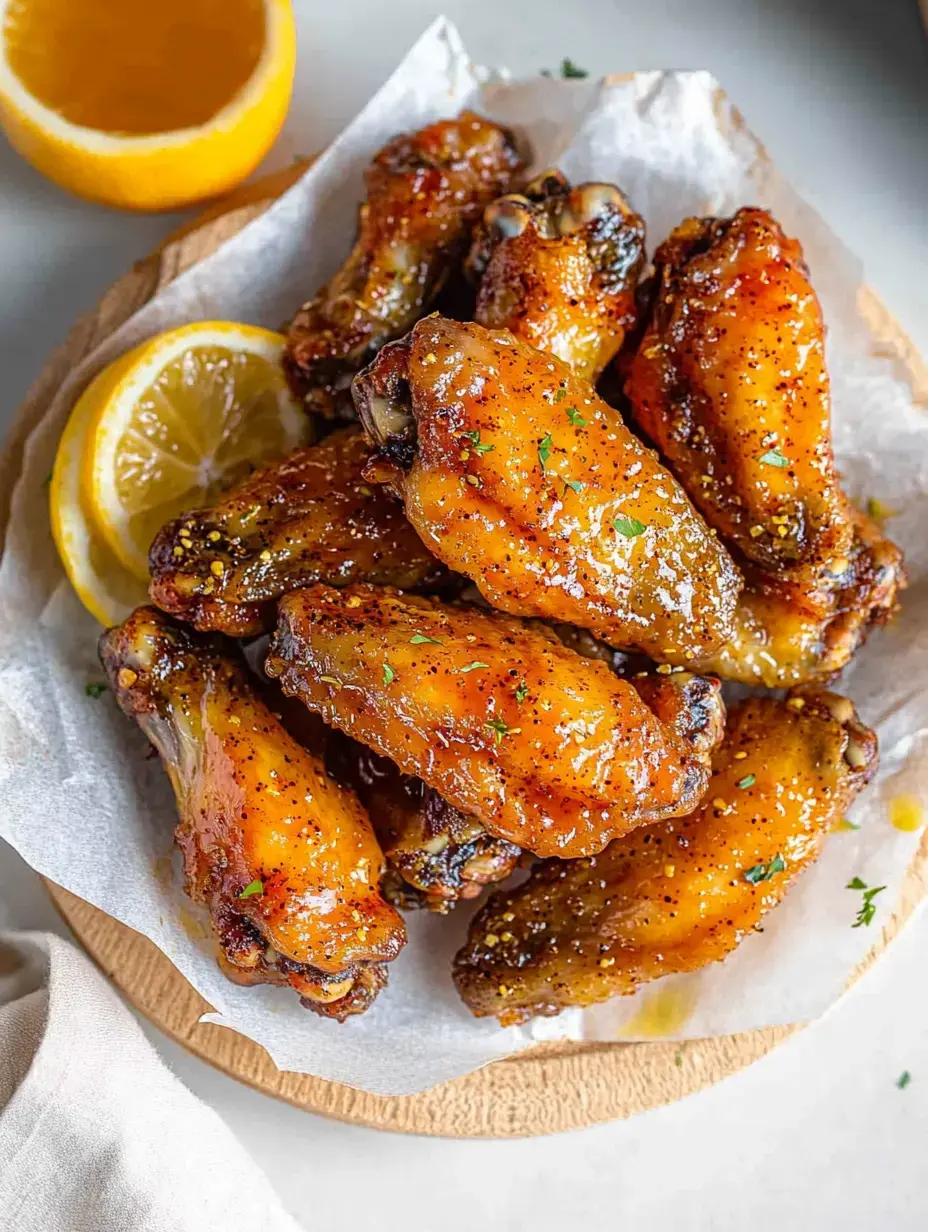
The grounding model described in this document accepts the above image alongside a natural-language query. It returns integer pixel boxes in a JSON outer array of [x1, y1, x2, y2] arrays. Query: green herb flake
[[759, 448, 790, 468], [238, 879, 263, 899], [485, 716, 511, 747], [867, 496, 895, 523], [514, 681, 529, 704], [564, 479, 584, 495], [460, 661, 490, 674], [382, 663, 395, 686], [553, 387, 567, 403], [85, 682, 108, 699], [565, 407, 587, 427], [410, 633, 443, 646], [847, 877, 886, 928], [674, 1049, 683, 1068], [736, 774, 756, 790], [897, 1070, 912, 1090], [44, 470, 53, 487], [613, 516, 646, 539], [561, 58, 589, 78], [744, 854, 787, 885], [462, 429, 494, 455], [538, 433, 554, 472]]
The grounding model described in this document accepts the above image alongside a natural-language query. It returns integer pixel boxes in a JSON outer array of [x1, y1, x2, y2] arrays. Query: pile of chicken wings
[[102, 111, 903, 1026]]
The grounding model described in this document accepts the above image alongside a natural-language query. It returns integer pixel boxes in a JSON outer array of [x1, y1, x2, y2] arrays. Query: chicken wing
[[625, 208, 855, 578], [687, 508, 905, 686], [99, 607, 406, 1020], [284, 112, 524, 417], [327, 736, 521, 911], [354, 316, 742, 661], [148, 426, 446, 637], [266, 585, 725, 859], [453, 690, 877, 1023], [466, 170, 646, 381]]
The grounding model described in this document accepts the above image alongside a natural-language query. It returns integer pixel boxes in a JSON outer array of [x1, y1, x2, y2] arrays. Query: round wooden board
[[11, 163, 928, 1137]]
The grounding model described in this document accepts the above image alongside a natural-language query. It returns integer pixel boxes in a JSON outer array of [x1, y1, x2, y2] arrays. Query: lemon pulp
[[3, 0, 266, 135]]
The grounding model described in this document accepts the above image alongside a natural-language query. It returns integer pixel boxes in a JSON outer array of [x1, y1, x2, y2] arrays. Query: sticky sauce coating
[[100, 606, 406, 1019], [626, 208, 854, 577], [149, 426, 445, 637], [454, 691, 878, 1024], [354, 316, 742, 660], [266, 584, 725, 859]]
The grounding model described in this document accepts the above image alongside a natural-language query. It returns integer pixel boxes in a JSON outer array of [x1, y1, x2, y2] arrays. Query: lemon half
[[0, 0, 296, 210]]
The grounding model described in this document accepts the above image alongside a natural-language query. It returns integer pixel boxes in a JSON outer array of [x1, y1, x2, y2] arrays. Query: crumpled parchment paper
[[1, 18, 926, 1095]]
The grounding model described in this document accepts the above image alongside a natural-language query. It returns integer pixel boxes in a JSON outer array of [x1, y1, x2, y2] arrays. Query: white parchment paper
[[1, 18, 926, 1094]]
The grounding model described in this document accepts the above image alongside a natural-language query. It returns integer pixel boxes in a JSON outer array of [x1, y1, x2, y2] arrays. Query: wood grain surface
[[11, 162, 927, 1137]]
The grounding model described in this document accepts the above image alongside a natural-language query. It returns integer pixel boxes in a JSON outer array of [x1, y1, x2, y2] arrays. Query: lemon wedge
[[82, 322, 310, 580], [0, 0, 296, 210], [50, 354, 151, 627]]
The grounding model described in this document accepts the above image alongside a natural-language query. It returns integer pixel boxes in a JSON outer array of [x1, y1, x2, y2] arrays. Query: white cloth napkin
[[0, 931, 301, 1232]]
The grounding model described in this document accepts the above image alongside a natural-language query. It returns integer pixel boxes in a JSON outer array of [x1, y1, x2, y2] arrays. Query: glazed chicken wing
[[148, 426, 445, 637], [100, 607, 406, 1020], [466, 170, 646, 382], [284, 112, 524, 417], [354, 316, 742, 661], [625, 208, 855, 578], [687, 508, 905, 686], [266, 585, 725, 859], [454, 690, 877, 1023], [327, 736, 521, 911]]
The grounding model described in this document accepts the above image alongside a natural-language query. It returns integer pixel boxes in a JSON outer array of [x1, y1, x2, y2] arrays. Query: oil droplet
[[151, 854, 173, 888], [620, 983, 697, 1039], [176, 904, 210, 943], [889, 794, 924, 833]]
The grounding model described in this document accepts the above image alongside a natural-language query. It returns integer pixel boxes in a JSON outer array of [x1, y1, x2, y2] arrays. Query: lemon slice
[[0, 0, 295, 210], [50, 354, 150, 627], [83, 322, 311, 581]]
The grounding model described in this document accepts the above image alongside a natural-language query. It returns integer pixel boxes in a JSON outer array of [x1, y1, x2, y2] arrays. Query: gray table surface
[[2, 2, 927, 1228]]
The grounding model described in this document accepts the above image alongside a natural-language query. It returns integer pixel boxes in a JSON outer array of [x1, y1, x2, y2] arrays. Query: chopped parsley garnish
[[514, 681, 529, 704], [759, 448, 789, 468], [410, 633, 443, 645], [847, 877, 886, 927], [462, 430, 494, 454], [561, 58, 589, 78], [563, 479, 584, 495], [866, 496, 895, 523], [553, 387, 567, 403], [565, 407, 587, 427], [897, 1070, 912, 1089], [85, 682, 108, 698], [538, 433, 554, 472], [674, 1049, 683, 1068], [744, 854, 786, 884], [460, 661, 490, 674], [485, 716, 511, 746], [613, 516, 646, 538], [238, 879, 263, 899], [736, 773, 756, 789], [382, 663, 395, 685]]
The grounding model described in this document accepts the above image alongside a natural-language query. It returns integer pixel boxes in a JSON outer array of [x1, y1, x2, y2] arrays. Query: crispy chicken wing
[[327, 736, 521, 911], [284, 112, 524, 417], [688, 509, 905, 686], [266, 585, 725, 859], [466, 170, 646, 381], [354, 316, 742, 661], [148, 426, 445, 637], [625, 208, 855, 577], [100, 607, 406, 1020], [454, 690, 877, 1023]]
